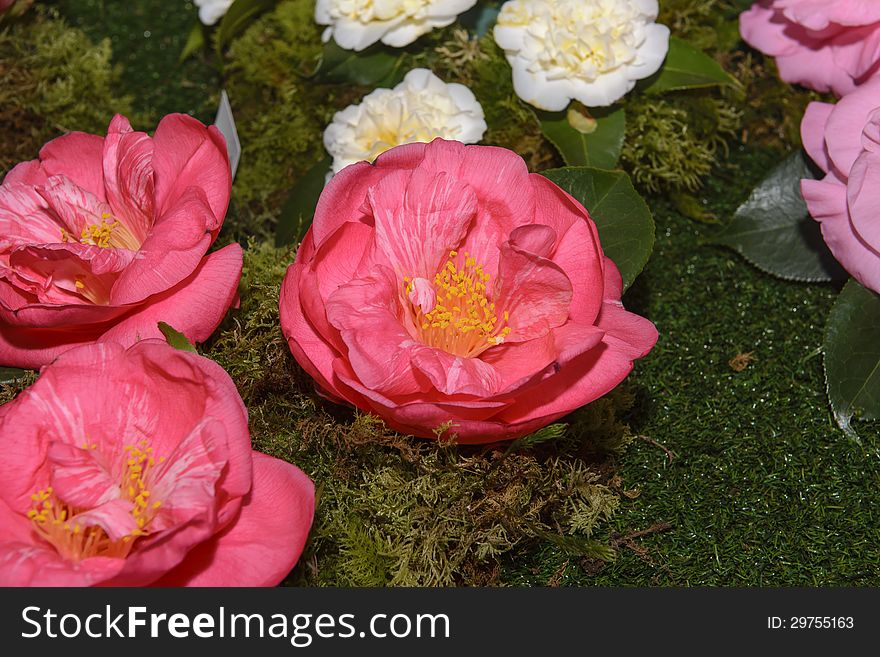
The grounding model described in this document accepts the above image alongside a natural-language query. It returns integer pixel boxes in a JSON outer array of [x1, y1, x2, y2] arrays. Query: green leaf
[[713, 151, 845, 282], [158, 322, 198, 353], [316, 41, 402, 86], [538, 105, 625, 169], [275, 156, 332, 247], [640, 36, 737, 95], [542, 167, 655, 291], [0, 367, 28, 385], [179, 23, 206, 64], [823, 279, 880, 438], [215, 0, 277, 53], [502, 423, 568, 458]]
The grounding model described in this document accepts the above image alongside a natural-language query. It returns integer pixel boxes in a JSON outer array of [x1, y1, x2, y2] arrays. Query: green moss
[[0, 10, 134, 174], [621, 95, 739, 194]]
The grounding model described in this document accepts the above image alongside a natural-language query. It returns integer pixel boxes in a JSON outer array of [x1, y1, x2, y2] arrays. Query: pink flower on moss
[[0, 114, 243, 368], [280, 139, 657, 444], [801, 75, 880, 293], [0, 340, 315, 586], [740, 0, 880, 96]]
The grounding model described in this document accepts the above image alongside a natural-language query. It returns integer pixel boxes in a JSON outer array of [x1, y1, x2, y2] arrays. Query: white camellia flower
[[194, 0, 234, 26], [494, 0, 670, 110], [316, 0, 478, 51], [324, 68, 487, 174]]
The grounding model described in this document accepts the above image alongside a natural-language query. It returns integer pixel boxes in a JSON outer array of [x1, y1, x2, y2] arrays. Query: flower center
[[27, 440, 164, 563], [405, 250, 510, 358], [60, 213, 141, 251]]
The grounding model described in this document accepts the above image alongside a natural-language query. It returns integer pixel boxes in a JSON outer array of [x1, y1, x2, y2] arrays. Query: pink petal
[[824, 76, 880, 175], [804, 173, 880, 292], [0, 181, 63, 245], [38, 130, 106, 200], [99, 242, 242, 345], [280, 261, 350, 400], [325, 266, 427, 396], [151, 114, 231, 221], [70, 498, 139, 541], [109, 187, 215, 306], [846, 149, 880, 250], [493, 225, 573, 342], [778, 0, 880, 29], [47, 441, 119, 508], [153, 453, 315, 587], [3, 160, 48, 187], [801, 102, 834, 174], [310, 162, 381, 250], [775, 46, 849, 95], [740, 4, 808, 56], [101, 116, 155, 243], [410, 345, 502, 396], [299, 220, 375, 352], [368, 167, 477, 278]]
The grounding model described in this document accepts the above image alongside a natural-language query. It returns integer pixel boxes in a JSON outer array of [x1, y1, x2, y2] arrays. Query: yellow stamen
[[27, 440, 164, 564], [406, 250, 511, 358]]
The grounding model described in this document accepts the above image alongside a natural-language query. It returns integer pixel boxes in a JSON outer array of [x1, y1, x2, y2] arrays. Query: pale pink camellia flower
[[280, 139, 658, 444], [0, 113, 243, 368], [801, 75, 880, 293], [0, 340, 315, 586], [740, 0, 880, 96]]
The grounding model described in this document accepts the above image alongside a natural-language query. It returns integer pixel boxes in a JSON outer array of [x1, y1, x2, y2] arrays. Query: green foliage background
[[0, 0, 876, 585]]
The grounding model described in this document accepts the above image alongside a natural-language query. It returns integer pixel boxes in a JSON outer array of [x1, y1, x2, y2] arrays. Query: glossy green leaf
[[542, 167, 654, 291], [640, 36, 736, 95], [158, 322, 198, 353], [713, 151, 845, 282], [275, 156, 332, 247], [215, 0, 277, 53], [316, 41, 402, 86], [538, 105, 625, 169], [824, 280, 880, 438], [179, 22, 206, 63]]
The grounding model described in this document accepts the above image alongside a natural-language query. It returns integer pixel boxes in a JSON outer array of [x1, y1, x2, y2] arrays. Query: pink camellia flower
[[801, 75, 880, 293], [0, 340, 315, 586], [280, 139, 658, 444], [0, 114, 243, 368], [740, 0, 880, 96]]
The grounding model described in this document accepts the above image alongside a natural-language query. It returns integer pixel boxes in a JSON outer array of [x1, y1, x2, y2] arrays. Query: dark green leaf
[[713, 151, 845, 282], [459, 3, 500, 36], [538, 105, 625, 169], [316, 41, 402, 86], [0, 367, 28, 384], [639, 36, 736, 95], [215, 0, 277, 53], [824, 279, 880, 438], [542, 167, 655, 291], [276, 156, 332, 247], [179, 22, 206, 63], [158, 322, 198, 353]]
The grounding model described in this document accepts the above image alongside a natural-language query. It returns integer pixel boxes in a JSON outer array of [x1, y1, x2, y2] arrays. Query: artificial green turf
[[54, 0, 219, 125], [45, 0, 880, 586], [505, 146, 880, 586]]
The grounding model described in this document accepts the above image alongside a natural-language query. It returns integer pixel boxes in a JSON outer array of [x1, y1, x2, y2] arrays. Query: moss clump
[[621, 95, 740, 194], [223, 0, 330, 224], [0, 10, 134, 175], [204, 242, 640, 586]]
